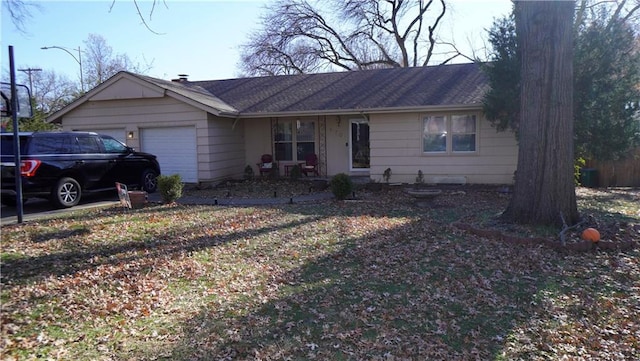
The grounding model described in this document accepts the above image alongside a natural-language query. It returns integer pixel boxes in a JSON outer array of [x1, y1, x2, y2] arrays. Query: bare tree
[[82, 34, 152, 89], [503, 0, 579, 227], [2, 0, 41, 34], [240, 0, 452, 76], [30, 71, 77, 114], [3, 67, 75, 115], [575, 0, 640, 33]]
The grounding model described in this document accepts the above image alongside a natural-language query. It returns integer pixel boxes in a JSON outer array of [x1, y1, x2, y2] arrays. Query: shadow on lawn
[[163, 215, 554, 360], [158, 189, 637, 359], [3, 188, 637, 359], [577, 188, 639, 224], [0, 185, 456, 285], [0, 205, 328, 284]]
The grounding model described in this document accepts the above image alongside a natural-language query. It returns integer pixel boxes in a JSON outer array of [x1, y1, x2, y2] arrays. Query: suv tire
[[141, 169, 158, 193], [51, 177, 82, 208]]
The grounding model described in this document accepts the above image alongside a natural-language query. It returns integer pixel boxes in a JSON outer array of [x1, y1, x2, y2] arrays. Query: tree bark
[[503, 1, 579, 227]]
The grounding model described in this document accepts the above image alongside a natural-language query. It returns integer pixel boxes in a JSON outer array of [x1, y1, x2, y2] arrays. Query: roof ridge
[[191, 61, 480, 84], [189, 62, 487, 115]]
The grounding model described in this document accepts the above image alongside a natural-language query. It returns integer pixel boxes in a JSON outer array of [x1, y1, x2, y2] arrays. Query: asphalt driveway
[[1, 191, 121, 225]]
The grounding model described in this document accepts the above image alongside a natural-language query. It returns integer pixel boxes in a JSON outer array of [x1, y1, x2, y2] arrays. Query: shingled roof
[[48, 63, 489, 123], [182, 62, 488, 117]]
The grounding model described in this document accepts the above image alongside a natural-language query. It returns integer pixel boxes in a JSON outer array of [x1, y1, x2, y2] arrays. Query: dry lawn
[[1, 185, 638, 360]]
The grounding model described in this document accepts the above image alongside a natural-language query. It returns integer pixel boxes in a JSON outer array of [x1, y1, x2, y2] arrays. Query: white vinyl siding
[[370, 112, 518, 184], [61, 95, 209, 183], [201, 114, 245, 181]]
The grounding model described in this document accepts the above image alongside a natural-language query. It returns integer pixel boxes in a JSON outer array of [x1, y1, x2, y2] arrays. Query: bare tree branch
[[2, 0, 42, 34], [423, 0, 447, 67], [109, 0, 167, 35], [436, 41, 477, 64], [240, 0, 450, 76]]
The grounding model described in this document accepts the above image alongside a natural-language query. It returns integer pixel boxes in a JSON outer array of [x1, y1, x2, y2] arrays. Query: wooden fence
[[585, 148, 640, 187]]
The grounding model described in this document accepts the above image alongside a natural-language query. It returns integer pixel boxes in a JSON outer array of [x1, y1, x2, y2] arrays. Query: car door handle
[[108, 159, 117, 163], [75, 160, 85, 165]]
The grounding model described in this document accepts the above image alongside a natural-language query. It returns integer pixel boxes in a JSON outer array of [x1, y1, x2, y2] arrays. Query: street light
[[41, 45, 84, 92]]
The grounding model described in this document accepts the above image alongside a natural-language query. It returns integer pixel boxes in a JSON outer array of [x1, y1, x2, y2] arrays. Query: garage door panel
[[141, 127, 197, 182]]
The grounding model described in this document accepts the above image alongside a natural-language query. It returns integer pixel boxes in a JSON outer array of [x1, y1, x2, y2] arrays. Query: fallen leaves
[[1, 186, 638, 360]]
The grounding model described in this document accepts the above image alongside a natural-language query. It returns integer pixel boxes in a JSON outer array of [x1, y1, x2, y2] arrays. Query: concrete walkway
[[147, 191, 335, 206], [1, 192, 335, 226]]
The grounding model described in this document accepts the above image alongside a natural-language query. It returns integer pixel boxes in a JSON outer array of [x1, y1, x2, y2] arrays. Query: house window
[[275, 122, 293, 161], [423, 114, 477, 153], [296, 120, 315, 160], [423, 115, 447, 153], [274, 120, 315, 161]]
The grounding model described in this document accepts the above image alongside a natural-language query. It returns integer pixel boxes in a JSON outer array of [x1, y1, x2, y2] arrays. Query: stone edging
[[451, 222, 638, 252]]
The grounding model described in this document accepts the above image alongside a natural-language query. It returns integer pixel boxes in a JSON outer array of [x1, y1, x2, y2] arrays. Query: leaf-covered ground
[[1, 186, 638, 360]]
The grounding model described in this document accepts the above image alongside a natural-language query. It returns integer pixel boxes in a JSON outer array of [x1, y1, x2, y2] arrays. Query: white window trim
[[274, 119, 316, 162], [422, 113, 479, 155]]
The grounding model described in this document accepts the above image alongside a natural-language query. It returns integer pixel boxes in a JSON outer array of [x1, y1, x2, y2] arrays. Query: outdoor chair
[[257, 154, 275, 177], [301, 153, 320, 177]]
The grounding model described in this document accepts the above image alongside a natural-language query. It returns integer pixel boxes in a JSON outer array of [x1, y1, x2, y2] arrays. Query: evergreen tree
[[483, 2, 640, 161], [574, 12, 640, 160], [481, 14, 519, 134]]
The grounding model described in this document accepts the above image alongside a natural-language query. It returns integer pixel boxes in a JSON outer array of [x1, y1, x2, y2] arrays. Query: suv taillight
[[20, 160, 42, 177]]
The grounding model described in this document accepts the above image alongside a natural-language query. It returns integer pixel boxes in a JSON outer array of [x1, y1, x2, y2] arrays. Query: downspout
[[231, 116, 240, 130]]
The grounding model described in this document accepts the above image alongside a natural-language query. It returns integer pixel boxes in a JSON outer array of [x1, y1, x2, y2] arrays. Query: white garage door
[[92, 128, 126, 143], [141, 126, 198, 182]]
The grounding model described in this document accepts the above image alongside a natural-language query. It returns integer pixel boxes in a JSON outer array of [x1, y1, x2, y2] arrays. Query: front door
[[350, 119, 370, 171]]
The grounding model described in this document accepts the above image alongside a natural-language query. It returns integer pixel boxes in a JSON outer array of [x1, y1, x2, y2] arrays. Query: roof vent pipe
[[172, 74, 189, 82]]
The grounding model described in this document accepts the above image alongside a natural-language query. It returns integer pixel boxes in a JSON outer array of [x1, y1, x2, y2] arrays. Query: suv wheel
[[51, 177, 81, 208], [141, 169, 158, 193]]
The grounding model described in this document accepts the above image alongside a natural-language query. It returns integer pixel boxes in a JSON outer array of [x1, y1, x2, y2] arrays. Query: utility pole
[[17, 67, 42, 98]]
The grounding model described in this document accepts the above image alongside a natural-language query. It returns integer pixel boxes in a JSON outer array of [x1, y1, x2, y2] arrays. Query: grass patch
[[1, 187, 638, 360]]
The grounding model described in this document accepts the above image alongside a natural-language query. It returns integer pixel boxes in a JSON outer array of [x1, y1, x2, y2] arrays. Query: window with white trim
[[423, 114, 477, 153], [274, 120, 315, 161]]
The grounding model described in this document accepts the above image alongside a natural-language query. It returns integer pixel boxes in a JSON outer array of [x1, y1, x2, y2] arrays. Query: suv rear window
[[31, 136, 77, 154], [0, 135, 27, 156]]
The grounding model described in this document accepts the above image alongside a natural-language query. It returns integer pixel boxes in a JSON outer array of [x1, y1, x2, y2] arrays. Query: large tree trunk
[[503, 1, 579, 227]]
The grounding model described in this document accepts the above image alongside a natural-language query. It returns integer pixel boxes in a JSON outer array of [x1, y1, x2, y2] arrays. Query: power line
[[17, 68, 42, 97]]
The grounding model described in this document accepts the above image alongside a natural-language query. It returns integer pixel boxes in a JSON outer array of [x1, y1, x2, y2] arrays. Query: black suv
[[1, 131, 161, 208]]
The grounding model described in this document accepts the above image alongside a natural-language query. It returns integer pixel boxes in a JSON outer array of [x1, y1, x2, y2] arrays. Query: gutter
[[218, 103, 482, 119]]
